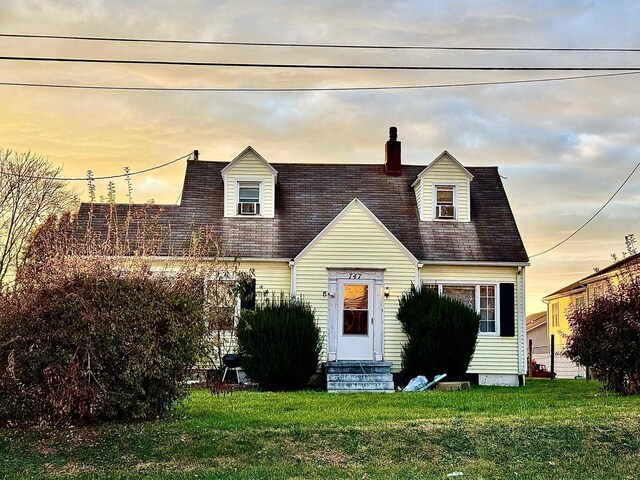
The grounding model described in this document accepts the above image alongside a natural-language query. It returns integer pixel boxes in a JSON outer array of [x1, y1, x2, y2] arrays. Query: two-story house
[[543, 252, 639, 378], [77, 127, 530, 390]]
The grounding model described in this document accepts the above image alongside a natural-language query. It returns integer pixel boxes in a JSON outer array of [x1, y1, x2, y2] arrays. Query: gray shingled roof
[[76, 160, 529, 263]]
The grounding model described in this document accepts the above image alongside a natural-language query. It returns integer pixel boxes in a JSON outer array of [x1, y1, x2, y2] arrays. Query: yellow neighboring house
[[543, 252, 640, 351], [75, 128, 530, 390]]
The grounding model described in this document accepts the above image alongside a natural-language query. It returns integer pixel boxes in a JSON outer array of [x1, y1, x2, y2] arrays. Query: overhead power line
[[1, 33, 639, 52], [1, 152, 192, 182], [530, 161, 640, 259], [1, 55, 640, 71], [1, 72, 639, 92]]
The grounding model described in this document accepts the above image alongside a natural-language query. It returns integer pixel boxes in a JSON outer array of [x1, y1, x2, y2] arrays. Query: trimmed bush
[[237, 298, 322, 391], [398, 285, 480, 381], [0, 257, 207, 424]]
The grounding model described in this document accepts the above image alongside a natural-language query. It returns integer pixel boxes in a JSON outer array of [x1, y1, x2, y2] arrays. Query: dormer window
[[412, 151, 472, 222], [237, 181, 261, 216], [435, 185, 456, 220]]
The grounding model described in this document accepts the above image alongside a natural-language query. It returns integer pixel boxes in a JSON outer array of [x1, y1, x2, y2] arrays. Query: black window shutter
[[240, 278, 257, 310], [499, 283, 515, 337]]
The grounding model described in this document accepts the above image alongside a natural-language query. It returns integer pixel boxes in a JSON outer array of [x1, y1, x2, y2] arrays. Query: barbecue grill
[[222, 353, 241, 382]]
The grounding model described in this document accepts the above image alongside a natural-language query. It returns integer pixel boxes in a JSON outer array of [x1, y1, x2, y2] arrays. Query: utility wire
[[1, 152, 192, 182], [1, 55, 640, 71], [530, 161, 640, 259], [1, 33, 639, 52], [1, 71, 639, 92]]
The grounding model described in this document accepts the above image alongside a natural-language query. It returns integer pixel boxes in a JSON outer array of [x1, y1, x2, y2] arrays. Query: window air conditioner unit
[[437, 205, 455, 219], [239, 202, 259, 215]]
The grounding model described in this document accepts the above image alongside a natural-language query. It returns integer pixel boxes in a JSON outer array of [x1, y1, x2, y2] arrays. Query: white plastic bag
[[403, 375, 429, 392]]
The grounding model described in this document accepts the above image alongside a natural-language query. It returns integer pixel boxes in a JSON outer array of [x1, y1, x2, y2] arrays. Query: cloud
[[0, 0, 638, 313]]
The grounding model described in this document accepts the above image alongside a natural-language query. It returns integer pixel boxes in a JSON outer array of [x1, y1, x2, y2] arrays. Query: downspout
[[415, 262, 423, 286], [289, 259, 296, 296]]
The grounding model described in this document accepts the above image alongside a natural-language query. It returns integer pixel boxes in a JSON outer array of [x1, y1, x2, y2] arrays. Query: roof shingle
[[77, 160, 529, 263]]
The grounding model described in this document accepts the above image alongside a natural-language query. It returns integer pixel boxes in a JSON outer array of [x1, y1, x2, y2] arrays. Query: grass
[[1, 379, 640, 479]]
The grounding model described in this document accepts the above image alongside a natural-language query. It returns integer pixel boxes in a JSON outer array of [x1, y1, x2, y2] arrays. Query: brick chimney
[[385, 126, 401, 176]]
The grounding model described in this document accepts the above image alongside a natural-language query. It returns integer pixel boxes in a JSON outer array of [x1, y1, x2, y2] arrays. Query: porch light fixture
[[384, 286, 390, 298]]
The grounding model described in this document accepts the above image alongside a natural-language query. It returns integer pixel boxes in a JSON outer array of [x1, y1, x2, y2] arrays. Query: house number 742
[[348, 273, 362, 280]]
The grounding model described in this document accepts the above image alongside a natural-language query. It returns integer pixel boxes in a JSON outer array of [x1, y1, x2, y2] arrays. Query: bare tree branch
[[0, 149, 75, 287]]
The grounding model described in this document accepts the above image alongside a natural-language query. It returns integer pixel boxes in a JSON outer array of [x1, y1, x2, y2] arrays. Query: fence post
[[528, 339, 533, 378], [550, 334, 555, 380]]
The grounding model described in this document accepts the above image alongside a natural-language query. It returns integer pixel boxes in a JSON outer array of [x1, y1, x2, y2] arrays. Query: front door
[[336, 279, 375, 360]]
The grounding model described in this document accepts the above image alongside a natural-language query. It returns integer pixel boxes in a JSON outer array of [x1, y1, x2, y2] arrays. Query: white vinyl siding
[[223, 151, 275, 218], [294, 201, 417, 371], [420, 265, 521, 375], [240, 261, 291, 302], [420, 155, 471, 222]]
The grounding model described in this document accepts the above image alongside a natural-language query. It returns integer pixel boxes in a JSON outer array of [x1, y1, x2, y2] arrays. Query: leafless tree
[[0, 149, 75, 287]]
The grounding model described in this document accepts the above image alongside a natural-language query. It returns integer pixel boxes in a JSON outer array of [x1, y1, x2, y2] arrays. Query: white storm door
[[336, 279, 375, 360]]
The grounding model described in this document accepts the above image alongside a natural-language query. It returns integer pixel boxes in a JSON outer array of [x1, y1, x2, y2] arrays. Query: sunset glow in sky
[[1, 1, 639, 313]]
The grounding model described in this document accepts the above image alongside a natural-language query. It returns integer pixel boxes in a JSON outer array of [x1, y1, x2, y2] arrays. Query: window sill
[[478, 332, 500, 337]]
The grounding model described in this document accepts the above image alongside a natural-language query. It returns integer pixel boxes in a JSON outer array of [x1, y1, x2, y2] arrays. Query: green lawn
[[2, 380, 640, 479]]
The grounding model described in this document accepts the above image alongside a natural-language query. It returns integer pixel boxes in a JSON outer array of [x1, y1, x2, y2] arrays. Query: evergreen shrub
[[237, 298, 322, 391], [398, 285, 480, 381]]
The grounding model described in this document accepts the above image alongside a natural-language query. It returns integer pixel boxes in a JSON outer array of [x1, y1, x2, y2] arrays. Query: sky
[[1, 0, 639, 314]]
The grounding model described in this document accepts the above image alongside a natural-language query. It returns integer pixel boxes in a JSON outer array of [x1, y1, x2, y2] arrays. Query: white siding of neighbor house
[[294, 201, 417, 370], [527, 323, 548, 354], [420, 265, 522, 375], [223, 151, 275, 218], [420, 155, 471, 222]]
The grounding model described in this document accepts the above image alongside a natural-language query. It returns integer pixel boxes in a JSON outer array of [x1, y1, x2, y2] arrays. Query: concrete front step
[[325, 361, 395, 392], [327, 373, 394, 383], [326, 365, 393, 375], [325, 361, 393, 375], [327, 381, 395, 392]]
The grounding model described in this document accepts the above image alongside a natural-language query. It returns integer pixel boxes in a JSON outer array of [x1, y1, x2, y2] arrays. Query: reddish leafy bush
[[0, 256, 207, 424], [565, 271, 640, 395], [0, 213, 224, 424]]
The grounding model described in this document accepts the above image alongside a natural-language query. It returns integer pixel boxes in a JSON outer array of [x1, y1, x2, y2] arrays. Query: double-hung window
[[205, 278, 239, 331], [435, 185, 456, 219], [424, 283, 498, 334], [237, 181, 261, 216], [478, 285, 496, 333], [205, 277, 257, 331], [551, 302, 559, 327]]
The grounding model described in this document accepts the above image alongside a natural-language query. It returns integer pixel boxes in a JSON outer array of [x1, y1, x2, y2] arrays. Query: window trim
[[432, 183, 458, 221], [204, 274, 258, 331], [422, 281, 501, 336], [204, 277, 241, 331], [235, 179, 264, 217]]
